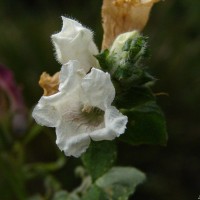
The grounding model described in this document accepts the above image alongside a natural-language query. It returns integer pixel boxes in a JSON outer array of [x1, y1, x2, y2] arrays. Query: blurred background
[[0, 0, 199, 199]]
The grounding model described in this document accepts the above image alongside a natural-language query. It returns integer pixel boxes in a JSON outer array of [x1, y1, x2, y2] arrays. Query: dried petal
[[113, 0, 158, 6], [39, 72, 60, 96], [102, 0, 159, 49]]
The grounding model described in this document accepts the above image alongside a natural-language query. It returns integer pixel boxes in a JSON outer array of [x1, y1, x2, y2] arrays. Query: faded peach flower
[[102, 0, 159, 49], [113, 0, 158, 6]]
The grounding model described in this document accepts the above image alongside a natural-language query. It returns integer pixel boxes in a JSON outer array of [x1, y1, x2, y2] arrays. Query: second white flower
[[51, 17, 99, 72]]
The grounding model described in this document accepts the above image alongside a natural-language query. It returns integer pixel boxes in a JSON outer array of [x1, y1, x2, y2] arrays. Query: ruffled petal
[[81, 68, 115, 110], [61, 16, 83, 32], [56, 112, 91, 157], [32, 101, 61, 127], [51, 17, 99, 71], [105, 106, 128, 136], [89, 127, 117, 141], [90, 106, 127, 141]]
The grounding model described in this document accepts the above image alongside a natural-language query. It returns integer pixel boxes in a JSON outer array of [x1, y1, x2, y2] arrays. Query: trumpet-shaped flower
[[51, 17, 99, 72], [32, 60, 127, 157]]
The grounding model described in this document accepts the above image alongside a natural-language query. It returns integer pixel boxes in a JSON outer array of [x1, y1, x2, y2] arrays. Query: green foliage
[[53, 191, 80, 200], [82, 185, 107, 200], [121, 101, 168, 145], [53, 191, 69, 200], [115, 86, 155, 109], [82, 141, 117, 181], [83, 167, 146, 200], [81, 145, 146, 200]]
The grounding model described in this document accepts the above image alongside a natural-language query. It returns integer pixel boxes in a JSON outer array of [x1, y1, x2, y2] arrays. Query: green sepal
[[122, 35, 149, 64]]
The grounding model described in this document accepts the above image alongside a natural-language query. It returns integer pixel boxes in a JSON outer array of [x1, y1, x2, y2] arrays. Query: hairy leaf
[[82, 185, 108, 200], [96, 167, 146, 200], [121, 101, 168, 145], [82, 141, 117, 181]]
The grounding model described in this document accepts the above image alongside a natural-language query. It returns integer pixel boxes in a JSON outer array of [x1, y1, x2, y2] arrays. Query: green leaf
[[115, 86, 155, 109], [81, 141, 117, 181], [82, 185, 108, 200], [53, 191, 69, 200], [53, 191, 80, 200], [95, 167, 146, 200], [121, 101, 168, 145]]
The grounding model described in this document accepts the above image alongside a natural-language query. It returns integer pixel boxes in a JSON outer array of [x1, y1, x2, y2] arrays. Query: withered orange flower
[[102, 0, 159, 49], [39, 72, 60, 96]]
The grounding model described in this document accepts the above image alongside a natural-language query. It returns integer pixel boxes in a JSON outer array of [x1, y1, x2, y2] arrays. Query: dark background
[[0, 0, 199, 199]]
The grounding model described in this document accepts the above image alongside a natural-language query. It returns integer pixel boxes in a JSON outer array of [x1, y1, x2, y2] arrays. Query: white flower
[[51, 17, 99, 72], [32, 60, 127, 157]]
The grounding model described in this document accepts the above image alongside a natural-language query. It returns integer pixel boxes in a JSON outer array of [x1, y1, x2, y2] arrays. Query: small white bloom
[[51, 17, 99, 72], [32, 60, 127, 157]]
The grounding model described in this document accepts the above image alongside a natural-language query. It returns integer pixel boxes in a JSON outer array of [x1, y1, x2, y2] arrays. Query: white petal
[[32, 83, 74, 128], [90, 106, 127, 141], [59, 60, 85, 92], [56, 115, 91, 157], [89, 127, 117, 141], [51, 17, 99, 72], [61, 16, 83, 32], [105, 106, 128, 137], [81, 68, 115, 110], [32, 102, 61, 127]]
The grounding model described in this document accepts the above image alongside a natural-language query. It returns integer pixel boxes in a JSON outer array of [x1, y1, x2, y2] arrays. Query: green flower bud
[[110, 31, 139, 54], [96, 31, 153, 86]]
